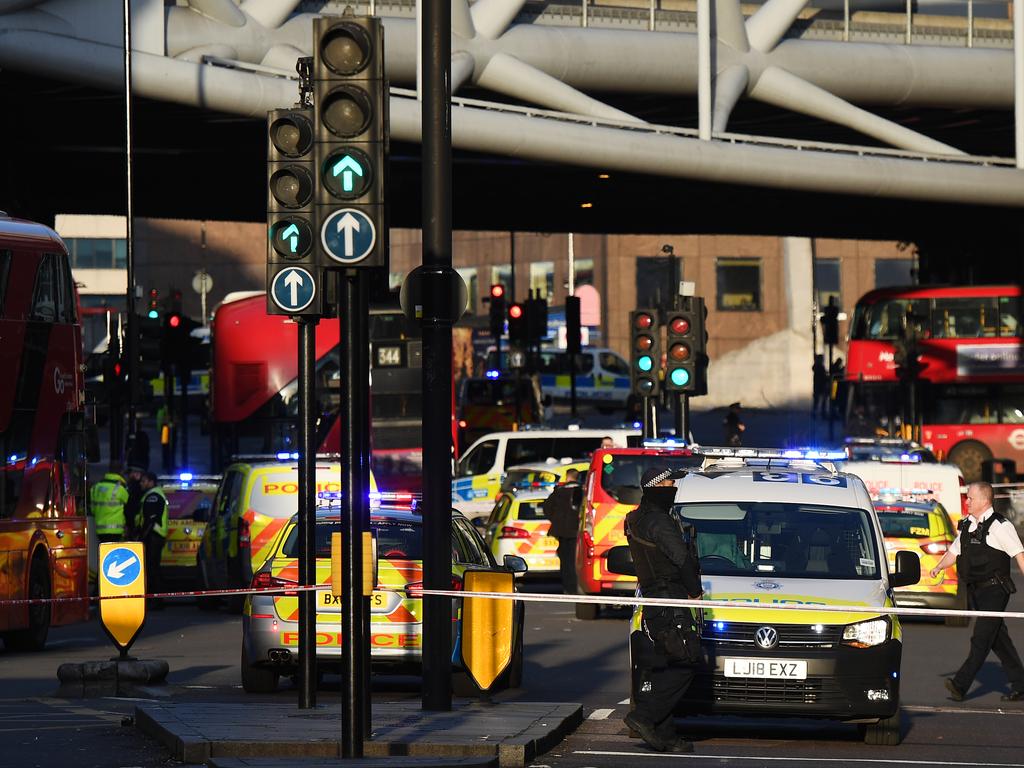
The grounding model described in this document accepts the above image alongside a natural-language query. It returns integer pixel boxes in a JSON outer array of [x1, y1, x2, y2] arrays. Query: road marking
[[619, 698, 631, 704], [575, 751, 1024, 767], [588, 708, 615, 720]]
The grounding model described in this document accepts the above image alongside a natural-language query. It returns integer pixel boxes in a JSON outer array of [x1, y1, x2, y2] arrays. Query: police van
[[610, 446, 920, 745], [485, 348, 632, 410]]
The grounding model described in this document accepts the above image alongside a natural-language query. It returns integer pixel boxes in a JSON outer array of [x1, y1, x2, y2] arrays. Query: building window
[[875, 259, 914, 289], [635, 256, 681, 313], [574, 258, 594, 289], [67, 238, 124, 269], [491, 265, 511, 297], [457, 267, 478, 315], [529, 261, 554, 299], [716, 257, 761, 311], [815, 258, 841, 310]]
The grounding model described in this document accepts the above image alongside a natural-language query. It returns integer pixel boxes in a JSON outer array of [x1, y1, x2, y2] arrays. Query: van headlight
[[842, 618, 889, 648]]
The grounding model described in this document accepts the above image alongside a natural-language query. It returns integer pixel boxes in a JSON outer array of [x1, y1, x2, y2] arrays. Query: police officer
[[135, 471, 169, 608], [931, 481, 1024, 701], [89, 464, 129, 543], [541, 468, 582, 594], [623, 467, 702, 754]]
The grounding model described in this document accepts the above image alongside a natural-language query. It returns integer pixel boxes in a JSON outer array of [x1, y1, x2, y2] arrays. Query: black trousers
[[633, 658, 695, 740], [954, 583, 1024, 693], [557, 536, 577, 594], [143, 535, 165, 603]]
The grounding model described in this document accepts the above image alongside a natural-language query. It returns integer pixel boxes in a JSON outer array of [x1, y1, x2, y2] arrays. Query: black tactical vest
[[957, 513, 1011, 585], [625, 507, 701, 599]]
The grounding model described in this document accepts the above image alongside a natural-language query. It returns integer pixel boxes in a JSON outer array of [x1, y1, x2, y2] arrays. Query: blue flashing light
[[179, 472, 194, 482], [8, 454, 16, 462], [485, 370, 500, 379], [276, 451, 300, 460], [669, 368, 690, 387], [892, 671, 898, 679], [712, 621, 726, 631], [637, 355, 654, 373], [632, 421, 642, 429], [318, 491, 343, 500]]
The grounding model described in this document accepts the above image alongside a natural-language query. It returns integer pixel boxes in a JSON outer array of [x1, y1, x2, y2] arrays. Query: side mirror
[[503, 554, 528, 574], [890, 550, 921, 589], [606, 545, 636, 577]]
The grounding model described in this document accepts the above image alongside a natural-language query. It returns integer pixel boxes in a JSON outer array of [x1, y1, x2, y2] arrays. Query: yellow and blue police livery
[[535, 348, 632, 408], [617, 447, 920, 746]]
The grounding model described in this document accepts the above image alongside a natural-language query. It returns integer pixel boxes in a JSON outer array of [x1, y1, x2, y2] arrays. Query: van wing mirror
[[606, 545, 636, 577], [503, 554, 528, 574], [890, 550, 920, 589]]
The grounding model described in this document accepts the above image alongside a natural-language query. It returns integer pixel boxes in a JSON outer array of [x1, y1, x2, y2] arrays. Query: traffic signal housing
[[508, 302, 527, 346], [665, 310, 696, 392], [488, 284, 506, 339], [565, 296, 581, 355], [527, 293, 548, 344], [313, 16, 387, 269], [147, 288, 160, 319], [821, 298, 840, 346], [630, 309, 660, 397]]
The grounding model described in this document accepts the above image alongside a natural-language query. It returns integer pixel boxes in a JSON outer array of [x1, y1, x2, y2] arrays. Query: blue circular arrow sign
[[102, 546, 143, 587], [270, 267, 316, 312], [321, 208, 376, 264]]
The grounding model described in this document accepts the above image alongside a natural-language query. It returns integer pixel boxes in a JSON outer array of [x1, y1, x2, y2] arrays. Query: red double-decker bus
[[0, 214, 91, 650], [845, 284, 1024, 480], [209, 293, 443, 490]]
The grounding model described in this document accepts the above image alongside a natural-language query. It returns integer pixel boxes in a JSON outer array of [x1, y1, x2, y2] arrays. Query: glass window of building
[[635, 256, 681, 313], [716, 257, 761, 311], [457, 267, 478, 315], [114, 239, 127, 269], [815, 258, 841, 310], [491, 265, 512, 297], [574, 258, 594, 288], [529, 261, 554, 299], [874, 259, 914, 288], [67, 238, 119, 269]]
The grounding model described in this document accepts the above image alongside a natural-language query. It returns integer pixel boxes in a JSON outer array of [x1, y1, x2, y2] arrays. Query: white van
[[452, 427, 637, 519], [485, 348, 632, 410]]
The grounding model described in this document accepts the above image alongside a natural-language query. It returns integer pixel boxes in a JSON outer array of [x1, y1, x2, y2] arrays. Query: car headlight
[[842, 618, 889, 648]]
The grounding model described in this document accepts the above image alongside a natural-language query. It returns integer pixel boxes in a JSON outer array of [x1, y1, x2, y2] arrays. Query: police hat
[[641, 467, 687, 488]]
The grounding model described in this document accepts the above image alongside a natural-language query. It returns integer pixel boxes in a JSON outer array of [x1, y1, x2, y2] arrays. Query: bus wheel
[[861, 709, 902, 745], [5, 556, 51, 652], [948, 441, 992, 483]]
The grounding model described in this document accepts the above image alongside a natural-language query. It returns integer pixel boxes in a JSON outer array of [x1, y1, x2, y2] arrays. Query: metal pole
[[568, 233, 575, 296], [1016, 0, 1024, 169], [422, 0, 454, 713], [967, 0, 974, 48], [643, 395, 658, 439], [905, 0, 912, 45], [582, 0, 588, 28], [843, 0, 850, 42], [179, 365, 188, 470], [568, 234, 577, 419], [509, 231, 516, 299], [673, 393, 684, 439], [123, 0, 137, 444], [297, 318, 318, 710], [356, 275, 372, 741], [650, 0, 656, 31], [341, 272, 367, 753], [683, 393, 690, 442], [697, 0, 712, 141]]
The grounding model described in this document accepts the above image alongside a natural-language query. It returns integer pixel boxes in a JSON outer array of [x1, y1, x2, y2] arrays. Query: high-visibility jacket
[[90, 473, 129, 536], [135, 486, 169, 539]]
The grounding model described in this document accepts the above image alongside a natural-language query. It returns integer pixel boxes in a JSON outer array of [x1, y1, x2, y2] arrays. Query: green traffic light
[[670, 368, 690, 387], [637, 355, 654, 372], [147, 309, 158, 319]]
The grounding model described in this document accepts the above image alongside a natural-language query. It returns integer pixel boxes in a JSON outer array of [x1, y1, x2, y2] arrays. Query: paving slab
[[135, 700, 582, 768]]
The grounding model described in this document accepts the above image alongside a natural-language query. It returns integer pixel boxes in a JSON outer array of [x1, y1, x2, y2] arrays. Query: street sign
[[461, 570, 514, 691], [98, 542, 146, 652], [270, 266, 317, 312], [191, 270, 214, 294], [321, 208, 376, 265]]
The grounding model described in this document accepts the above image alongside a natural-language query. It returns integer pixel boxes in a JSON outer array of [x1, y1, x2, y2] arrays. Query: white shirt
[[949, 507, 1024, 558]]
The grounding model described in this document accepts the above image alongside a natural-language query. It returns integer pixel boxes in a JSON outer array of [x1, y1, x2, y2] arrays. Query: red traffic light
[[490, 284, 505, 299], [169, 315, 181, 329], [509, 303, 524, 320], [634, 312, 655, 330], [113, 362, 122, 377], [670, 317, 690, 336]]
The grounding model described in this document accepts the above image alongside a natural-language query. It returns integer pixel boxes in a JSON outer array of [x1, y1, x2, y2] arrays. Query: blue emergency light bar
[[699, 446, 848, 461], [640, 438, 690, 449], [276, 451, 300, 460], [485, 370, 501, 379], [180, 472, 194, 482]]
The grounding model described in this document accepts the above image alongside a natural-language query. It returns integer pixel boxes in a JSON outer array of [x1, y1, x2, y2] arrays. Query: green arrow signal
[[280, 223, 301, 253], [332, 155, 364, 193]]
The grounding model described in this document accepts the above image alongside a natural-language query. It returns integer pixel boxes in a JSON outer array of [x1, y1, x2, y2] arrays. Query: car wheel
[[862, 709, 902, 745], [240, 644, 279, 693], [947, 440, 992, 484], [196, 558, 220, 611], [5, 555, 51, 652]]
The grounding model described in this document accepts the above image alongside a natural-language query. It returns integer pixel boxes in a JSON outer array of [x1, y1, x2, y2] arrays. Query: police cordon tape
[[2, 583, 1024, 622]]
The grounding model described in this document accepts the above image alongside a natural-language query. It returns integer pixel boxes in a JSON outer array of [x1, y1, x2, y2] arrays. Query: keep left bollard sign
[[99, 542, 146, 652]]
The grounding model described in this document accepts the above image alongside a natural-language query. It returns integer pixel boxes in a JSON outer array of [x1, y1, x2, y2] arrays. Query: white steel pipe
[[698, 0, 711, 140]]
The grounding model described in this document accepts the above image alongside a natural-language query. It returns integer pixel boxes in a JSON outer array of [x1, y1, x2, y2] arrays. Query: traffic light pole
[[297, 318, 318, 710], [421, 0, 454, 713], [122, 0, 138, 450], [643, 395, 658, 440]]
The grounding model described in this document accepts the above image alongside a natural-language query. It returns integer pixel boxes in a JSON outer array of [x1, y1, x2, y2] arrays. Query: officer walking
[[624, 467, 702, 753], [134, 471, 169, 608], [89, 464, 129, 543], [931, 481, 1024, 701], [541, 468, 582, 594]]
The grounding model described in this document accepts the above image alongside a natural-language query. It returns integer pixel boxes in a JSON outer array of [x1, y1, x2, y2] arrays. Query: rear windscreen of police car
[[676, 502, 880, 579], [875, 506, 946, 539], [600, 455, 702, 502], [281, 519, 423, 560]]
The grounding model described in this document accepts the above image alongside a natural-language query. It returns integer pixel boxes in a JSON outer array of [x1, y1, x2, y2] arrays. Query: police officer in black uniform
[[931, 481, 1024, 701], [623, 467, 702, 753]]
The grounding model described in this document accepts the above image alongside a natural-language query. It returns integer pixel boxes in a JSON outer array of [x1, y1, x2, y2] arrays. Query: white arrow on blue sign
[[321, 208, 376, 264], [270, 267, 317, 312], [102, 546, 142, 587]]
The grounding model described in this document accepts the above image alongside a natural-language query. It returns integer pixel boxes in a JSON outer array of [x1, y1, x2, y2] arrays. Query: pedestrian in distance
[[812, 355, 829, 419], [134, 471, 169, 609], [541, 468, 583, 594], [623, 467, 703, 754], [723, 402, 745, 447], [89, 463, 129, 544], [931, 481, 1024, 702]]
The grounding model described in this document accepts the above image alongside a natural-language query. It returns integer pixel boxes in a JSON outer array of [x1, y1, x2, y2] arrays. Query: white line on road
[[574, 751, 1024, 767], [619, 698, 631, 704], [588, 709, 615, 720]]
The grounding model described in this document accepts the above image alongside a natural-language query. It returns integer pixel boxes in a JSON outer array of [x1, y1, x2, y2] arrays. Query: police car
[[610, 446, 920, 746], [483, 489, 561, 577]]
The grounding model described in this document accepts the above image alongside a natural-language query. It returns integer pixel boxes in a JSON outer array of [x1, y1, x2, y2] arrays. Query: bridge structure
[[0, 0, 1022, 261]]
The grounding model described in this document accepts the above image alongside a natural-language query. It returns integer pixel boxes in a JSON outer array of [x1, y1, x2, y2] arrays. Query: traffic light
[[488, 284, 506, 339], [508, 302, 527, 346], [821, 298, 839, 346], [135, 315, 162, 401], [565, 296, 581, 355], [147, 288, 159, 319], [266, 105, 319, 316], [630, 309, 660, 397], [527, 293, 548, 343], [664, 309, 696, 392], [313, 16, 387, 269]]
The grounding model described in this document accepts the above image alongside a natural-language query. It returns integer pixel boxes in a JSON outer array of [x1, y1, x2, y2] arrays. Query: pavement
[[135, 699, 583, 768]]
